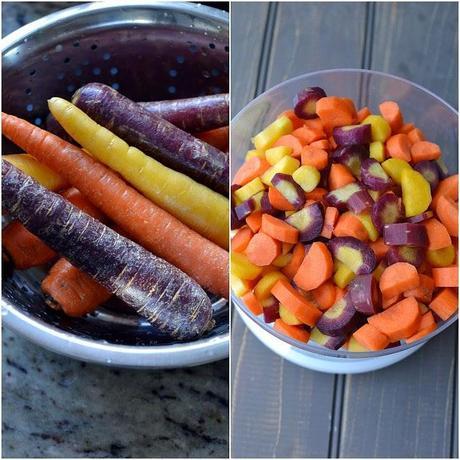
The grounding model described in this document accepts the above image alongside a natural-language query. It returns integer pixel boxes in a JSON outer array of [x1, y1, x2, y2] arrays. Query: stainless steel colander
[[2, 1, 229, 368]]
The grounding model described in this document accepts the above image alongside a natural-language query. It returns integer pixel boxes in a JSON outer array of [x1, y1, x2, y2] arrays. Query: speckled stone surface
[[2, 3, 229, 458]]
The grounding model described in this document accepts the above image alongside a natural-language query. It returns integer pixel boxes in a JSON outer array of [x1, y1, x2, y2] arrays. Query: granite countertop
[[2, 2, 228, 458]]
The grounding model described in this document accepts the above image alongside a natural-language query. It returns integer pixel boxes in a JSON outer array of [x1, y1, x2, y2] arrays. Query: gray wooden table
[[231, 2, 458, 458]]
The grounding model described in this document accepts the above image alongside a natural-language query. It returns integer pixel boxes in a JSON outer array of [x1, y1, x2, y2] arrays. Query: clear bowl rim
[[231, 67, 458, 359], [2, 0, 229, 368]]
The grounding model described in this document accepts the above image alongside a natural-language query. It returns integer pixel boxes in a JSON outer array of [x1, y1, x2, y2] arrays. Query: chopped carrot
[[424, 218, 452, 250], [304, 118, 324, 132], [316, 97, 357, 131], [382, 294, 400, 310], [293, 241, 333, 291], [353, 323, 390, 351], [435, 195, 458, 237], [328, 163, 355, 190], [305, 187, 327, 202], [309, 139, 330, 150], [403, 274, 435, 303], [246, 232, 281, 267], [370, 238, 389, 262], [405, 323, 437, 344], [301, 146, 329, 170], [410, 141, 441, 163], [268, 186, 296, 211], [232, 226, 254, 253], [379, 101, 403, 133], [281, 243, 305, 279], [274, 318, 310, 342], [293, 125, 325, 145], [416, 311, 436, 331], [246, 211, 263, 233], [254, 271, 287, 300], [280, 110, 304, 130], [328, 135, 337, 150], [320, 207, 340, 239], [357, 106, 371, 123], [398, 123, 415, 135], [311, 280, 336, 311], [432, 174, 458, 208], [242, 291, 263, 315], [2, 220, 57, 269], [233, 157, 271, 186], [432, 266, 458, 287], [368, 296, 421, 341], [407, 127, 425, 144], [333, 212, 368, 241], [273, 134, 303, 158], [429, 288, 458, 320], [379, 262, 420, 298], [261, 214, 299, 244], [282, 242, 294, 255], [334, 286, 346, 303], [386, 133, 412, 161], [271, 278, 321, 326]]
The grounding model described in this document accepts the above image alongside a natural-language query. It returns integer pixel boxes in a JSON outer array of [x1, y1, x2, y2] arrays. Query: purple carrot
[[2, 160, 212, 340]]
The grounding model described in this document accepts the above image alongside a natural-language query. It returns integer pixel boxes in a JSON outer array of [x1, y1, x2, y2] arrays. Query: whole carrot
[[3, 161, 212, 340], [2, 112, 228, 299]]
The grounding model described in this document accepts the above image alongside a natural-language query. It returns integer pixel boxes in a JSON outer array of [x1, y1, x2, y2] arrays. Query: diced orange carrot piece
[[410, 141, 441, 163], [281, 243, 305, 279], [305, 187, 327, 202], [424, 218, 452, 250], [435, 195, 458, 237], [261, 214, 299, 244], [379, 101, 403, 133], [293, 125, 324, 145], [353, 323, 390, 351], [328, 163, 355, 190], [246, 211, 263, 233], [320, 207, 340, 239], [273, 135, 303, 158], [379, 262, 420, 298], [334, 286, 346, 303], [382, 294, 401, 310], [232, 226, 254, 253], [246, 232, 281, 267], [268, 186, 296, 211], [333, 212, 368, 241], [309, 139, 330, 150], [293, 241, 334, 291], [301, 146, 329, 170], [316, 96, 357, 131], [398, 123, 415, 135], [311, 280, 337, 311], [357, 106, 371, 123], [432, 266, 458, 287], [274, 318, 310, 342], [403, 274, 435, 303], [407, 127, 425, 144], [429, 288, 458, 320], [370, 238, 389, 262], [368, 296, 422, 341], [233, 157, 271, 186], [432, 174, 458, 209], [386, 133, 412, 161], [242, 291, 263, 315]]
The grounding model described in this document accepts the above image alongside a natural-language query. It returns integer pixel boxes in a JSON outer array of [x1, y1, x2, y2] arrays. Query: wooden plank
[[230, 2, 270, 115], [339, 3, 458, 457], [370, 2, 458, 109], [231, 3, 368, 458]]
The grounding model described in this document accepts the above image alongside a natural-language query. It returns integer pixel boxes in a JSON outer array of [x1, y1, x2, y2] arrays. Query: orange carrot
[[293, 241, 333, 291], [357, 106, 371, 123], [303, 118, 325, 132], [268, 186, 296, 211], [261, 214, 299, 244], [246, 232, 281, 267], [274, 318, 310, 342], [233, 157, 271, 186], [2, 112, 228, 299], [271, 278, 321, 326], [232, 226, 254, 253], [311, 280, 336, 311], [398, 123, 415, 135], [301, 146, 329, 170], [61, 187, 108, 222], [432, 266, 458, 287], [320, 207, 339, 239], [379, 262, 420, 298], [382, 294, 400, 310], [410, 141, 441, 163], [328, 163, 355, 190], [435, 195, 458, 237], [42, 258, 111, 317], [379, 101, 403, 133], [405, 322, 437, 344], [246, 211, 263, 233], [429, 288, 458, 320], [432, 174, 458, 209], [305, 187, 328, 202], [2, 220, 57, 269], [386, 133, 412, 161], [281, 243, 305, 279], [279, 110, 304, 130], [403, 274, 435, 303], [407, 127, 425, 144], [424, 218, 452, 250], [368, 296, 421, 341], [353, 323, 390, 351], [242, 291, 263, 315], [370, 238, 389, 262], [293, 125, 324, 145], [316, 97, 357, 131], [328, 135, 338, 150], [195, 126, 229, 152], [309, 139, 330, 150], [273, 134, 303, 158], [334, 286, 346, 303], [333, 212, 368, 241]]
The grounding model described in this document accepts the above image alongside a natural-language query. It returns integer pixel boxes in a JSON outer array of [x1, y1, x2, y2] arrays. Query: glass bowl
[[231, 69, 458, 373], [2, 1, 229, 368]]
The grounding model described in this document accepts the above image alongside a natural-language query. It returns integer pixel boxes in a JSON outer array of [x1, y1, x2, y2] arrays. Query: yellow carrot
[[48, 97, 229, 249]]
